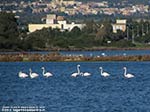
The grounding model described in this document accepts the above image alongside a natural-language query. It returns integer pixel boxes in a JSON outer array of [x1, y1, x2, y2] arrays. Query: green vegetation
[[0, 12, 150, 51], [0, 12, 20, 50], [25, 19, 150, 50]]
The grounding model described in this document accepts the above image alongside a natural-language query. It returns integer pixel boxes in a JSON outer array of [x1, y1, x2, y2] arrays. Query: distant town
[[0, 0, 150, 24]]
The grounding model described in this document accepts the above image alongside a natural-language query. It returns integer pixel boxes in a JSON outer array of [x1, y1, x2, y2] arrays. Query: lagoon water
[[60, 50, 150, 57], [0, 61, 150, 111], [1, 50, 150, 57]]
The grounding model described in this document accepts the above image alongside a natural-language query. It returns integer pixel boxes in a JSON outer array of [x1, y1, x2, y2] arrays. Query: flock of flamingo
[[19, 67, 53, 79], [18, 64, 135, 79]]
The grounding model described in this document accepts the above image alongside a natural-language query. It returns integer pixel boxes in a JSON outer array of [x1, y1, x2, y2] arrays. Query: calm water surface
[[0, 61, 150, 111], [1, 50, 150, 56]]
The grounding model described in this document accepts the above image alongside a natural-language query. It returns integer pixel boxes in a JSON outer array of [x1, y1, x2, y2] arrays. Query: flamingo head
[[77, 64, 80, 67], [123, 67, 127, 69], [99, 67, 102, 69], [41, 67, 45, 69]]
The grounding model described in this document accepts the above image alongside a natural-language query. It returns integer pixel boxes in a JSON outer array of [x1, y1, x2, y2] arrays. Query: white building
[[46, 14, 57, 24], [28, 14, 85, 32], [112, 19, 127, 33]]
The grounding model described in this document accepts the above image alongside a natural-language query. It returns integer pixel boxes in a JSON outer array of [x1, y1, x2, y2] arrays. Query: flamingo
[[123, 67, 134, 78], [18, 71, 28, 78], [29, 68, 39, 79], [41, 67, 53, 77], [71, 64, 81, 77], [71, 64, 91, 77], [81, 72, 91, 77], [99, 67, 110, 77]]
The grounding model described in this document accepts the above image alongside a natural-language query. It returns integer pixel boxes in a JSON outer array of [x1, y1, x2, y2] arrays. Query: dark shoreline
[[1, 47, 150, 52], [0, 47, 150, 62]]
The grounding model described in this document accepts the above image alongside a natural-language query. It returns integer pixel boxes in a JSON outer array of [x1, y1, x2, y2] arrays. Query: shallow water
[[60, 50, 150, 57], [0, 61, 150, 111], [1, 50, 150, 56]]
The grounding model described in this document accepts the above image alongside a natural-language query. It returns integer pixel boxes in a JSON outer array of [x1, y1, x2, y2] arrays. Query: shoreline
[[1, 47, 150, 52], [0, 52, 150, 62]]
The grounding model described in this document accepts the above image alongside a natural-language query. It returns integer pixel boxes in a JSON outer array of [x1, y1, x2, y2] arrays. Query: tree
[[0, 12, 19, 49], [82, 20, 97, 34], [70, 26, 81, 37], [95, 21, 112, 41]]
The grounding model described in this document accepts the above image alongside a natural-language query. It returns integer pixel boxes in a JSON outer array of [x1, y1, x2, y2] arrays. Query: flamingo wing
[[83, 72, 91, 76], [45, 72, 53, 77], [19, 72, 28, 78], [30, 73, 39, 78], [127, 73, 134, 78], [23, 73, 28, 77], [71, 73, 78, 77], [102, 72, 110, 77]]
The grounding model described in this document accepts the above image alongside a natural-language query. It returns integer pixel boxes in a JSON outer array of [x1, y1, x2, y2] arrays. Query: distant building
[[52, 0, 75, 6], [62, 0, 75, 6], [46, 14, 57, 24], [112, 19, 127, 33], [28, 14, 85, 33]]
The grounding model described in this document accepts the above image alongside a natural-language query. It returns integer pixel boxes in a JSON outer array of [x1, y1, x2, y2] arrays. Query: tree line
[[0, 12, 150, 51]]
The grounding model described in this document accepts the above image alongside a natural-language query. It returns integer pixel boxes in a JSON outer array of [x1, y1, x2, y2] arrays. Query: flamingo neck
[[101, 68, 103, 75], [124, 68, 127, 76], [77, 66, 80, 75], [42, 68, 45, 75], [29, 69, 32, 76]]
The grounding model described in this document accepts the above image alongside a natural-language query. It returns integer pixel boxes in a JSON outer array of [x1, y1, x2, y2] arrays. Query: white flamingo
[[80, 65, 91, 77], [29, 68, 39, 79], [41, 67, 53, 77], [99, 67, 110, 77], [18, 71, 28, 78], [81, 72, 91, 77], [71, 64, 81, 77], [71, 64, 91, 77], [123, 67, 134, 78]]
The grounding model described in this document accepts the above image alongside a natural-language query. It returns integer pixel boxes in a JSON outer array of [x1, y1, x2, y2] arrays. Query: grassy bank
[[0, 52, 150, 62]]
